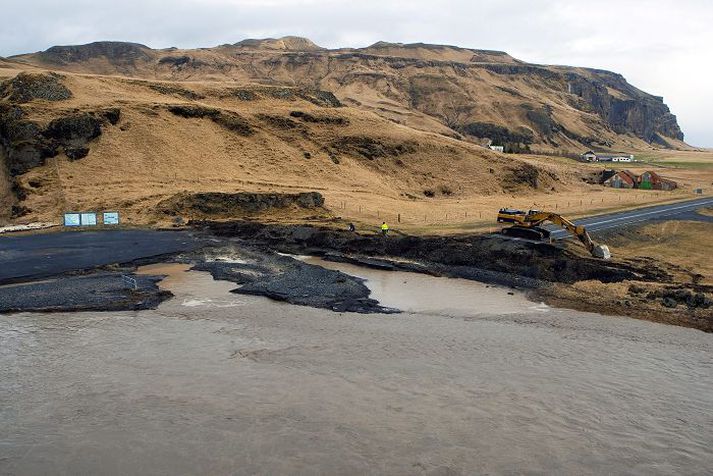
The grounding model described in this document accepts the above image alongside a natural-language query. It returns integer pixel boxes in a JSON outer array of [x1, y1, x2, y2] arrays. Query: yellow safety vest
[[381, 223, 389, 231]]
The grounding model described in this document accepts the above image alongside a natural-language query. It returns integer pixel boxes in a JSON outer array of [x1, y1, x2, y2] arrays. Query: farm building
[[603, 170, 637, 189], [489, 145, 505, 153], [580, 150, 634, 162], [602, 169, 678, 190], [638, 170, 678, 190]]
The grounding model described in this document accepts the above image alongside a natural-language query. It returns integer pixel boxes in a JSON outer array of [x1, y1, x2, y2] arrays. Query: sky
[[2, 0, 711, 147]]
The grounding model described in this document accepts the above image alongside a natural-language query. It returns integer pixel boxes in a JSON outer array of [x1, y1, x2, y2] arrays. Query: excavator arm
[[507, 211, 611, 259]]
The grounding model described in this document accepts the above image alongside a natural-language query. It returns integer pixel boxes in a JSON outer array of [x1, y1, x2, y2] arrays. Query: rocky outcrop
[[0, 105, 56, 176], [0, 72, 72, 103], [0, 104, 120, 190], [157, 191, 325, 218], [331, 136, 415, 160], [166, 104, 253, 135], [11, 39, 686, 147], [566, 70, 684, 143], [37, 41, 151, 65], [457, 122, 534, 147], [44, 113, 102, 146]]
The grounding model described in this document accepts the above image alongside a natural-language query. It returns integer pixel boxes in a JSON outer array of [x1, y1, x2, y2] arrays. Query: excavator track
[[500, 226, 550, 241]]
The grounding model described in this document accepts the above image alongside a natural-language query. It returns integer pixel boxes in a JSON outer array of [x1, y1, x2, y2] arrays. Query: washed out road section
[[0, 229, 202, 285]]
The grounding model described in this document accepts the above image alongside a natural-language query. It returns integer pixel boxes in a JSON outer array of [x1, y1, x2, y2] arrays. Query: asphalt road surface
[[0, 229, 202, 284], [548, 196, 713, 240]]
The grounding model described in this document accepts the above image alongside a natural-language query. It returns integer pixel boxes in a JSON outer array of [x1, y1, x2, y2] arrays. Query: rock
[[39, 41, 151, 65], [0, 72, 72, 103], [662, 297, 678, 308], [156, 56, 207, 71], [0, 105, 57, 175], [501, 163, 559, 191], [289, 110, 349, 125], [302, 90, 342, 107], [147, 83, 204, 100], [65, 147, 89, 160], [101, 108, 121, 125], [157, 191, 325, 218], [566, 71, 684, 142], [167, 105, 253, 136], [227, 89, 258, 101], [332, 136, 415, 160], [456, 122, 533, 146], [10, 205, 30, 218], [525, 106, 560, 138], [257, 114, 300, 130], [44, 113, 102, 147]]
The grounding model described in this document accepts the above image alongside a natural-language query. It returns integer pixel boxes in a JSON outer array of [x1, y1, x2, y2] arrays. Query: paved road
[[0, 229, 203, 284], [548, 196, 713, 240]]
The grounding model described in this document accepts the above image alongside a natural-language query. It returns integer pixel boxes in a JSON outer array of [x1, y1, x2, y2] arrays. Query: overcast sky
[[2, 0, 711, 146]]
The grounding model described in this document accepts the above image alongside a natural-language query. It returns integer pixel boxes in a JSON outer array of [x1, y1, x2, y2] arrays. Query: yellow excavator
[[498, 209, 611, 259]]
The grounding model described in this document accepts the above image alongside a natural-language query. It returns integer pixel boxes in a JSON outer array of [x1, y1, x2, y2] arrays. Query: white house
[[489, 145, 504, 153], [580, 150, 634, 162]]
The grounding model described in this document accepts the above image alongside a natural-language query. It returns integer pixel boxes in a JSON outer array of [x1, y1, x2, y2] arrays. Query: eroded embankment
[[197, 220, 667, 286], [196, 220, 713, 331]]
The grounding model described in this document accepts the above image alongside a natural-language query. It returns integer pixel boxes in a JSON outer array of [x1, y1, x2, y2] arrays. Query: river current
[[1, 262, 711, 474]]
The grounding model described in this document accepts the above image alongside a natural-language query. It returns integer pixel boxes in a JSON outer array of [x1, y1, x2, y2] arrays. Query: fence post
[[398, 213, 401, 223]]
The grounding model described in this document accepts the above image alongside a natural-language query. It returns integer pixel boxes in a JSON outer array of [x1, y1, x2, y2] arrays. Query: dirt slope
[[1, 66, 581, 224], [11, 37, 684, 152]]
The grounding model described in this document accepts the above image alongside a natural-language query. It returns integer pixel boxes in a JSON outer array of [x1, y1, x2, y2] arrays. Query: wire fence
[[326, 191, 679, 227]]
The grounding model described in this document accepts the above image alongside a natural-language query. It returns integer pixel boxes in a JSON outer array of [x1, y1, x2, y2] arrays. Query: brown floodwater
[[1, 262, 712, 475]]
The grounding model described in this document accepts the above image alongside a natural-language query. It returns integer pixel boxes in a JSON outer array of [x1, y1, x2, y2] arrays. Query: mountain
[[11, 37, 685, 150], [0, 37, 687, 224]]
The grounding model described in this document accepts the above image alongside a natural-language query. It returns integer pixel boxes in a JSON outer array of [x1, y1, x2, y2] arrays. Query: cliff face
[[565, 69, 683, 144], [9, 37, 685, 150]]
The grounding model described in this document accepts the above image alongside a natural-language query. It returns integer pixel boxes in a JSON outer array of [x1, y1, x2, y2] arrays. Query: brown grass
[[2, 63, 711, 231], [606, 220, 713, 284]]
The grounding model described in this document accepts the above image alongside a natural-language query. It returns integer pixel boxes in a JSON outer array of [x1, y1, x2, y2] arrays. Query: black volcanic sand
[[0, 229, 397, 314], [181, 246, 397, 314], [0, 230, 202, 313], [0, 221, 685, 315], [0, 273, 170, 313]]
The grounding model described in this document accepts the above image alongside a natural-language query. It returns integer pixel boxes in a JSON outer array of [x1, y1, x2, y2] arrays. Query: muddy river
[[1, 262, 712, 474]]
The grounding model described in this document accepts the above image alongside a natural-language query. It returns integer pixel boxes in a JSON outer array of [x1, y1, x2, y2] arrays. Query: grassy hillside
[[11, 38, 685, 153], [1, 66, 588, 225], [1, 39, 705, 228]]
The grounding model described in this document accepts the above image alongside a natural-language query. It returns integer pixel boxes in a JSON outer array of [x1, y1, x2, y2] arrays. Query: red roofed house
[[638, 170, 677, 190], [603, 170, 637, 189]]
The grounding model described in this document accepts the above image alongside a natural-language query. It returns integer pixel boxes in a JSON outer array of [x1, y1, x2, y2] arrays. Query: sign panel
[[103, 212, 120, 225], [80, 213, 97, 226], [64, 213, 81, 226]]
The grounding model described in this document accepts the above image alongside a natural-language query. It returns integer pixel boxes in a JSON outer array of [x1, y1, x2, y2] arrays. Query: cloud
[[1, 0, 711, 146]]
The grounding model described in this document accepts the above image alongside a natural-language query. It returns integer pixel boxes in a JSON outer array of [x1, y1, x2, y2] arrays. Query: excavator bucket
[[592, 244, 611, 260]]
